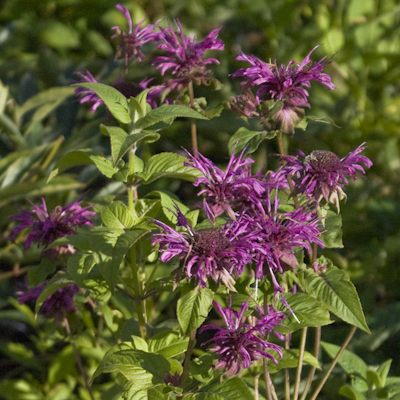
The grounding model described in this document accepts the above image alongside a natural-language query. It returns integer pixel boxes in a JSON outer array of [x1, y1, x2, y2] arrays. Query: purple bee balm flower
[[251, 202, 324, 288], [279, 142, 373, 211], [74, 71, 104, 113], [152, 19, 224, 90], [152, 206, 256, 289], [17, 281, 79, 321], [232, 46, 335, 133], [184, 149, 286, 219], [9, 198, 95, 255], [200, 299, 284, 377], [111, 4, 160, 66]]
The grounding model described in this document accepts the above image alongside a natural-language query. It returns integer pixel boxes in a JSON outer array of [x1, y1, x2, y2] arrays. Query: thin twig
[[300, 327, 321, 400], [293, 327, 308, 400], [263, 359, 279, 400], [180, 330, 197, 388], [309, 326, 357, 400], [64, 318, 96, 400], [188, 81, 198, 155]]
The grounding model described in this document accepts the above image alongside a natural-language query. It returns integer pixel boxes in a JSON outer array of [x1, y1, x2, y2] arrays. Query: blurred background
[[1, 0, 400, 398]]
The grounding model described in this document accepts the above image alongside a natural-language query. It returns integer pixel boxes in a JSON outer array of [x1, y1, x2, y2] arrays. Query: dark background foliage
[[1, 0, 400, 398]]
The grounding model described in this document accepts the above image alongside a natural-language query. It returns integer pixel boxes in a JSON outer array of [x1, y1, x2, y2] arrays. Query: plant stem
[[64, 318, 96, 400], [309, 326, 357, 400], [180, 330, 196, 388], [293, 327, 308, 400], [285, 333, 291, 400], [188, 81, 198, 155], [300, 327, 321, 400], [263, 359, 279, 400], [0, 265, 28, 281]]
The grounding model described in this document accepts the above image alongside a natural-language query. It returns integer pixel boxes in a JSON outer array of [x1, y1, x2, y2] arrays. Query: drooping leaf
[[299, 265, 370, 333], [48, 149, 118, 182], [132, 105, 208, 130], [177, 286, 214, 335], [71, 82, 131, 123]]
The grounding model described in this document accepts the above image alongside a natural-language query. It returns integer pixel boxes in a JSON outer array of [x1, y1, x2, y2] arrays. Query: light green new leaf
[[71, 82, 131, 123], [101, 201, 134, 229], [177, 286, 214, 335], [300, 265, 370, 333], [148, 331, 190, 358], [48, 149, 118, 182], [138, 153, 203, 184], [132, 104, 207, 130], [321, 342, 368, 392]]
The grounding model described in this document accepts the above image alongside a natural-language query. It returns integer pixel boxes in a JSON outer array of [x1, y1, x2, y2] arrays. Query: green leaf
[[339, 385, 366, 400], [67, 252, 98, 286], [132, 105, 208, 130], [185, 377, 254, 400], [48, 345, 77, 386], [267, 349, 321, 373], [71, 82, 131, 124], [377, 359, 392, 387], [147, 190, 189, 223], [100, 124, 128, 165], [190, 355, 215, 384], [48, 149, 118, 182], [321, 210, 343, 248], [321, 342, 368, 392], [275, 293, 333, 334], [101, 201, 135, 229], [299, 265, 370, 333], [177, 286, 214, 335], [116, 132, 160, 166], [137, 152, 203, 184], [93, 349, 171, 389], [148, 331, 190, 358], [27, 258, 57, 286], [35, 273, 75, 315], [228, 127, 278, 155]]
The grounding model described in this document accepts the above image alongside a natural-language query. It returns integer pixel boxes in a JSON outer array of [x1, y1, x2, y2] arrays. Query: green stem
[[300, 327, 321, 400], [293, 327, 308, 400], [180, 330, 197, 388], [309, 326, 357, 400], [188, 81, 198, 155], [64, 318, 96, 400]]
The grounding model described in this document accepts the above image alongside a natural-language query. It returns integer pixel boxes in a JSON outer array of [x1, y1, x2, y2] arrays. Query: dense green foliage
[[1, 1, 400, 399]]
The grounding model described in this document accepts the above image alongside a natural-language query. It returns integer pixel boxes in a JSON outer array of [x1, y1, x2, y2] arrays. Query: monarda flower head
[[9, 198, 95, 255], [152, 19, 224, 91], [111, 4, 160, 66], [17, 281, 79, 322], [279, 142, 373, 211], [200, 299, 284, 377], [232, 46, 335, 134], [152, 206, 256, 289]]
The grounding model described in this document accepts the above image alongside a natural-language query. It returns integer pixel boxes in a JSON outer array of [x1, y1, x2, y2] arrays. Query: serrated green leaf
[[100, 125, 128, 165], [177, 286, 214, 335], [116, 132, 160, 166], [275, 293, 333, 334], [321, 342, 368, 392], [72, 82, 131, 123], [48, 149, 118, 182], [147, 190, 189, 223], [321, 210, 343, 248], [300, 265, 370, 333], [228, 127, 278, 155], [148, 332, 189, 358], [133, 105, 207, 130], [89, 226, 125, 257], [101, 201, 134, 229]]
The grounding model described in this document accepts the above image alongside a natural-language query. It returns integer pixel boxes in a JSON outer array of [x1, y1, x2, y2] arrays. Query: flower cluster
[[200, 299, 285, 377], [17, 281, 79, 321], [232, 46, 336, 133], [10, 198, 94, 255]]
